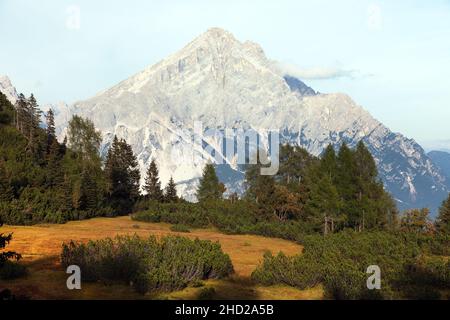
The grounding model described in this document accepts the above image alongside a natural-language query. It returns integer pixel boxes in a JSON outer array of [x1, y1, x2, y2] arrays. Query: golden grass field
[[0, 216, 323, 300]]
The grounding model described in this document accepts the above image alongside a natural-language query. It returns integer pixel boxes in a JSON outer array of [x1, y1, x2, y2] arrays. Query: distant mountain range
[[428, 151, 450, 180], [1, 28, 449, 216]]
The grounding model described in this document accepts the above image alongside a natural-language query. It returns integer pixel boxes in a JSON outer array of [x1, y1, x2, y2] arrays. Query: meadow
[[0, 216, 323, 300]]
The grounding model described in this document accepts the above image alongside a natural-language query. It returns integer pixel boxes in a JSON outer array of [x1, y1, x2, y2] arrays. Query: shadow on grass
[[197, 275, 260, 300]]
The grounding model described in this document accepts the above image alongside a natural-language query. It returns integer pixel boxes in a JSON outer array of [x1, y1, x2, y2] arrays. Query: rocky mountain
[[428, 151, 450, 180], [0, 75, 18, 104], [2, 28, 448, 216]]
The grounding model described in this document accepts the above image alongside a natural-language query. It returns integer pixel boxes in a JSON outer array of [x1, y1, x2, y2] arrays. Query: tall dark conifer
[[144, 159, 163, 201], [164, 176, 178, 203], [436, 194, 450, 235], [45, 108, 56, 151], [105, 136, 140, 212], [197, 163, 225, 202]]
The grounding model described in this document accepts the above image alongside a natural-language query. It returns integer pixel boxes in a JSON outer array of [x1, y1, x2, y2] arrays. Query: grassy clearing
[[1, 216, 321, 300]]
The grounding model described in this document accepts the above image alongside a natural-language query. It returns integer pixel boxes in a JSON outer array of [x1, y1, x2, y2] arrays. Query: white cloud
[[273, 61, 357, 80]]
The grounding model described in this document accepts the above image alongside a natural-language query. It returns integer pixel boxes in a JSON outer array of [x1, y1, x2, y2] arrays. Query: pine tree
[[144, 159, 163, 201], [79, 166, 98, 213], [25, 94, 42, 154], [164, 177, 178, 203], [436, 194, 450, 235], [0, 91, 14, 125], [14, 93, 27, 133], [105, 136, 140, 212], [0, 161, 13, 202], [45, 139, 64, 187], [320, 144, 338, 182], [45, 108, 56, 153], [336, 142, 359, 228], [304, 162, 342, 234], [197, 163, 225, 202]]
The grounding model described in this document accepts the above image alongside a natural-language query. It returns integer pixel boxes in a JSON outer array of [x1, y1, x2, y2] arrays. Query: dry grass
[[0, 216, 323, 300]]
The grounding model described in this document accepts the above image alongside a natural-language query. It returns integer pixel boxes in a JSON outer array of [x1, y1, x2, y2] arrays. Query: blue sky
[[1, 0, 449, 147]]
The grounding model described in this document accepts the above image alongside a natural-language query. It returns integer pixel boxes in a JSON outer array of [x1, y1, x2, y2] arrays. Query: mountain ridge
[[1, 28, 448, 216]]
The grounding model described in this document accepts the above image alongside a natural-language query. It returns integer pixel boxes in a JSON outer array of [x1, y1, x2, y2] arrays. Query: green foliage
[[197, 163, 225, 202], [0, 92, 14, 125], [252, 231, 424, 299], [400, 208, 435, 235], [164, 176, 179, 203], [170, 224, 191, 233], [143, 159, 164, 202], [67, 115, 102, 165], [244, 142, 398, 234], [104, 136, 141, 214], [60, 235, 234, 294], [0, 219, 23, 277], [436, 193, 450, 235], [0, 92, 139, 224], [252, 231, 450, 299], [132, 200, 308, 242]]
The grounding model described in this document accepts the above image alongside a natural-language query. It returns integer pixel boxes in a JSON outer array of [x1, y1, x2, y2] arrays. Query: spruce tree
[[25, 94, 42, 154], [79, 166, 98, 213], [436, 194, 450, 235], [304, 162, 342, 234], [164, 177, 178, 203], [15, 93, 27, 133], [197, 163, 225, 202], [0, 92, 14, 125], [105, 136, 140, 211], [336, 142, 359, 228], [0, 161, 13, 202], [245, 150, 277, 206], [144, 159, 163, 201], [45, 108, 56, 153], [320, 144, 338, 182]]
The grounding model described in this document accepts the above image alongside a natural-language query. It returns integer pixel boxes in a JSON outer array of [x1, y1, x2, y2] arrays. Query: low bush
[[251, 231, 439, 300], [0, 260, 27, 280], [61, 235, 234, 294], [132, 200, 308, 243], [170, 224, 191, 233]]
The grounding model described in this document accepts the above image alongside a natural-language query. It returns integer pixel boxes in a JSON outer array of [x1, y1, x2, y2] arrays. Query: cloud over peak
[[273, 61, 357, 80]]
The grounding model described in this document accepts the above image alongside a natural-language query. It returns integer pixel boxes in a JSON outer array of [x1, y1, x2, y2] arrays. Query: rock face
[[2, 28, 448, 215], [0, 75, 18, 104], [428, 151, 450, 180]]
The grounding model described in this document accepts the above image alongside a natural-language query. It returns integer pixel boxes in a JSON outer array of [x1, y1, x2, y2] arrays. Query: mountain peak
[[61, 30, 449, 214], [0, 75, 18, 104], [203, 27, 235, 40]]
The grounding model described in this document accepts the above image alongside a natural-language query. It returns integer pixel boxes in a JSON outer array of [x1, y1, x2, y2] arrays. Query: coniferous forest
[[0, 90, 449, 300]]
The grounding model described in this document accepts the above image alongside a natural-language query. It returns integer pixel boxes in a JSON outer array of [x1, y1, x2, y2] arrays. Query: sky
[[1, 0, 449, 148]]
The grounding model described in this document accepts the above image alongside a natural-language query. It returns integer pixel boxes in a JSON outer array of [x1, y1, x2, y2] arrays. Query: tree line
[[1, 89, 449, 235], [0, 91, 178, 225]]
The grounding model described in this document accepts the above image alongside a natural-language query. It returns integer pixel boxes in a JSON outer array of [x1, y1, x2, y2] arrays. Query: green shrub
[[252, 231, 428, 300], [170, 224, 191, 233], [132, 200, 308, 243], [61, 235, 234, 294]]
